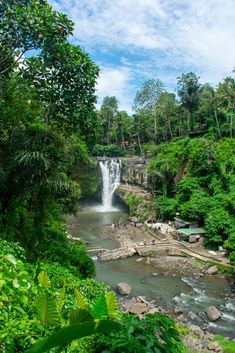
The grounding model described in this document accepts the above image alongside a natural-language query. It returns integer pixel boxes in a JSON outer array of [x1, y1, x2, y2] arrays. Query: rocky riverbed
[[117, 293, 234, 353]]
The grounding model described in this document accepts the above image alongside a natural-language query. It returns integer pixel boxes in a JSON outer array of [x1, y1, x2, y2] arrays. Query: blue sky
[[48, 0, 235, 113]]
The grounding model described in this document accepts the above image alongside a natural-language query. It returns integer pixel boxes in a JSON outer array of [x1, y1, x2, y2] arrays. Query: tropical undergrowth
[[148, 137, 235, 262], [0, 240, 186, 353]]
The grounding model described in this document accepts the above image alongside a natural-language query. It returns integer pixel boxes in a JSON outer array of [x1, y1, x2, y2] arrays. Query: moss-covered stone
[[72, 160, 101, 198]]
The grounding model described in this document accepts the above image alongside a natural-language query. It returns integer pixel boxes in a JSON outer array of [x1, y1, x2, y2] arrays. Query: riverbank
[[100, 220, 233, 275]]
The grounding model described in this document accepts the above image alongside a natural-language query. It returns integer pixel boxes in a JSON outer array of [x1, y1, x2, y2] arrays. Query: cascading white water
[[99, 159, 121, 212]]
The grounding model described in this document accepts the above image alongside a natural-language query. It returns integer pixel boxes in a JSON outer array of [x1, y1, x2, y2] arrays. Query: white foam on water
[[225, 302, 235, 312], [222, 313, 235, 321]]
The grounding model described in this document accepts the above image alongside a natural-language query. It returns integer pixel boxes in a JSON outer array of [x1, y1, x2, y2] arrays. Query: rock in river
[[205, 306, 221, 321], [117, 282, 132, 295]]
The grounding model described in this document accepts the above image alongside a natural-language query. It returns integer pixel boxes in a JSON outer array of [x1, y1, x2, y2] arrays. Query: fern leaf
[[38, 271, 51, 290], [90, 294, 107, 320], [35, 293, 60, 326], [25, 320, 122, 353], [57, 287, 65, 316], [68, 309, 92, 325], [105, 291, 119, 319], [75, 289, 88, 310]]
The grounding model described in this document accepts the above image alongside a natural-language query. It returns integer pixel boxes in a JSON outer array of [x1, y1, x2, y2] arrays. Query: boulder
[[188, 311, 199, 321], [116, 282, 132, 295], [207, 265, 218, 275], [207, 342, 221, 351], [188, 324, 204, 338], [205, 306, 221, 321], [128, 303, 148, 315]]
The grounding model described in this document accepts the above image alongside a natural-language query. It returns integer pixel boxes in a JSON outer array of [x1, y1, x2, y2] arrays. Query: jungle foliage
[[150, 137, 235, 261], [0, 240, 185, 353], [0, 0, 98, 272], [0, 239, 117, 352]]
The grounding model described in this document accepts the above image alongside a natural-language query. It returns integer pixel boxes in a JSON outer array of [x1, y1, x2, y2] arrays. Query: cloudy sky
[[48, 0, 235, 113]]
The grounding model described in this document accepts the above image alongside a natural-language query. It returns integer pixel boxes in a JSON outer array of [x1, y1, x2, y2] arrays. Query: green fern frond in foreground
[[24, 320, 121, 353], [38, 272, 51, 290], [35, 293, 60, 326]]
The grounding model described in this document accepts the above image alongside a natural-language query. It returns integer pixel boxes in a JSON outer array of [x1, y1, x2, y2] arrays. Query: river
[[67, 205, 235, 338]]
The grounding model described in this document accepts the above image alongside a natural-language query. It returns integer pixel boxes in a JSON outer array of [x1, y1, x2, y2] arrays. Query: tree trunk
[[137, 128, 142, 155], [154, 115, 157, 144], [214, 107, 221, 139], [187, 111, 191, 133], [167, 114, 173, 138], [230, 106, 234, 138], [120, 124, 125, 149]]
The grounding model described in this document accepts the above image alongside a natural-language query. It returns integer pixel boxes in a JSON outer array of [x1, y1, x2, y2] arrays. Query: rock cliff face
[[120, 157, 150, 188]]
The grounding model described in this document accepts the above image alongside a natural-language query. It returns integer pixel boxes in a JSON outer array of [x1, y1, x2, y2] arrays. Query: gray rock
[[207, 342, 221, 351], [188, 311, 199, 321], [128, 303, 148, 315], [116, 282, 132, 295], [178, 314, 187, 323], [189, 324, 204, 338], [205, 306, 221, 321], [174, 307, 183, 314], [148, 308, 159, 314], [207, 265, 218, 275], [204, 333, 214, 340]]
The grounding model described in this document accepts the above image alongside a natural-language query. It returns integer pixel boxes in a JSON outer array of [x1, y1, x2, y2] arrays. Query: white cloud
[[96, 66, 135, 113], [48, 0, 235, 111]]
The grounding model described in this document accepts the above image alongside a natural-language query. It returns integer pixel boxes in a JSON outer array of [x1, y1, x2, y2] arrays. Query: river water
[[67, 206, 235, 337]]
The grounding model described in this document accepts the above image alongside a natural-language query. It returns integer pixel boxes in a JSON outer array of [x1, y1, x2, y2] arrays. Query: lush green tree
[[133, 78, 165, 143], [216, 77, 235, 138], [0, 0, 73, 75], [177, 72, 201, 132], [156, 92, 179, 139], [204, 208, 234, 247], [22, 42, 99, 137], [198, 84, 222, 138], [100, 96, 119, 144], [0, 0, 99, 269], [156, 195, 179, 219]]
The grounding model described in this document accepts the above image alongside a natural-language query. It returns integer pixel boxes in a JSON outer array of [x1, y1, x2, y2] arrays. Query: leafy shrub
[[204, 208, 235, 247], [178, 177, 201, 202], [148, 138, 189, 196], [187, 138, 216, 177], [26, 272, 120, 353], [180, 190, 214, 223], [92, 144, 126, 157], [156, 195, 179, 219], [142, 143, 162, 157], [0, 242, 112, 353], [126, 193, 142, 216], [35, 227, 95, 278], [0, 252, 47, 352], [94, 313, 186, 353], [0, 238, 26, 260]]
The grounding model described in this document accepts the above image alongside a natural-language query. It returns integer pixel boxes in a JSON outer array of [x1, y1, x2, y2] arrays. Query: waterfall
[[99, 159, 121, 211]]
